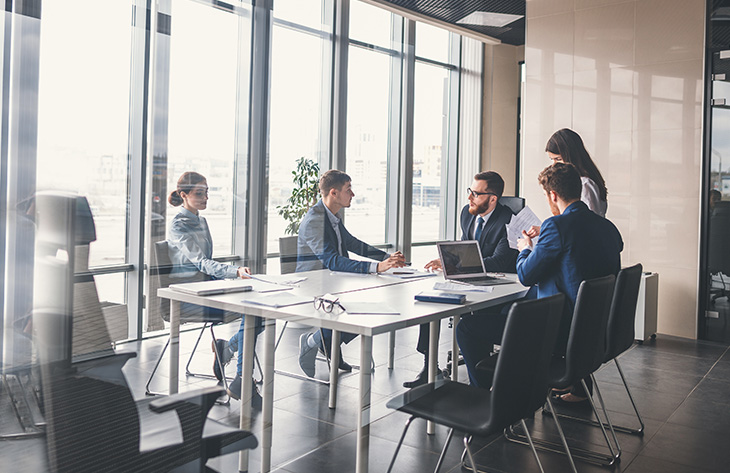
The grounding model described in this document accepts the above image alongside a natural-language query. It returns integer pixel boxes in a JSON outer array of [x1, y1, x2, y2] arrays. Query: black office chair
[[146, 240, 247, 399], [385, 294, 568, 473], [544, 264, 645, 435], [507, 274, 619, 466], [35, 314, 257, 473], [709, 201, 730, 302], [499, 196, 526, 215]]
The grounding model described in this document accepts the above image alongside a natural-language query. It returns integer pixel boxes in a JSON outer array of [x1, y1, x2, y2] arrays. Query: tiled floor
[[2, 320, 729, 472]]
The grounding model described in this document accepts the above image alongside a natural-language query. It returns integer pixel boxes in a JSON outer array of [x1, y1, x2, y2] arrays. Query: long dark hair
[[168, 171, 206, 206], [545, 129, 607, 201]]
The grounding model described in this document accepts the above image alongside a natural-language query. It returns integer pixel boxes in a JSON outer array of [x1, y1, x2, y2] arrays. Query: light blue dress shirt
[[168, 207, 238, 280]]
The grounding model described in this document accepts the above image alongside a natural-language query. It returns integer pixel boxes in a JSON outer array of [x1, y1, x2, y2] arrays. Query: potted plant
[[277, 157, 320, 274]]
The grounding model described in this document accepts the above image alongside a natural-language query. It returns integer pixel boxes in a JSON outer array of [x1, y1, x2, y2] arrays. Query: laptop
[[436, 241, 514, 286], [169, 279, 253, 296]]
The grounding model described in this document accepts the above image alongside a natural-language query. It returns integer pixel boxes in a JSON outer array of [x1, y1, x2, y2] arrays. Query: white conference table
[[158, 269, 529, 473]]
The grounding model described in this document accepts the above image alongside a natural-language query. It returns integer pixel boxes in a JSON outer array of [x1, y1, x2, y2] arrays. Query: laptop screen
[[438, 241, 486, 277]]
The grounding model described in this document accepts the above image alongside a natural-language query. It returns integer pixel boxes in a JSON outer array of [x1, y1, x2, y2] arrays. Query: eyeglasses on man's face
[[467, 188, 496, 199], [313, 296, 345, 313]]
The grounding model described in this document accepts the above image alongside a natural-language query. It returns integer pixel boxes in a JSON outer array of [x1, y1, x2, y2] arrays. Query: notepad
[[169, 280, 253, 296], [243, 292, 311, 308]]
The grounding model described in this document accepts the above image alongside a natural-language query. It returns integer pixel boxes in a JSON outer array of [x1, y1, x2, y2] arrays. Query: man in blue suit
[[296, 169, 406, 377], [517, 162, 623, 401], [404, 171, 518, 388]]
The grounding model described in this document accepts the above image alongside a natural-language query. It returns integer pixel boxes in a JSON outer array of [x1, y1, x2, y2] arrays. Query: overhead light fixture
[[457, 11, 523, 28]]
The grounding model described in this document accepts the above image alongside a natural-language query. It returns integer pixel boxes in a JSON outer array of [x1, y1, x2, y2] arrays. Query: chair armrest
[[148, 386, 224, 414], [149, 387, 225, 445]]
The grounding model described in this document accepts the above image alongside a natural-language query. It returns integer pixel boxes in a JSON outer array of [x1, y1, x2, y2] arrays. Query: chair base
[[0, 373, 46, 440]]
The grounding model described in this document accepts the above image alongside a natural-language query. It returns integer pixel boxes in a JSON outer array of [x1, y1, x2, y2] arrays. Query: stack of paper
[[381, 268, 437, 279], [433, 281, 494, 293], [505, 206, 542, 250]]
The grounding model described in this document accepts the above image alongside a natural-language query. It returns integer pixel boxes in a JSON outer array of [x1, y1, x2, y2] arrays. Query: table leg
[[169, 300, 180, 395], [427, 320, 439, 435], [356, 335, 372, 473], [261, 318, 275, 473], [238, 315, 256, 473], [329, 330, 341, 409], [388, 331, 395, 370], [451, 314, 460, 383]]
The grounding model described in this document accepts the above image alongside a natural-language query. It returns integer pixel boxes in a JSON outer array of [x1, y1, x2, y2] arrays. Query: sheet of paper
[[344, 302, 400, 315], [250, 274, 307, 286], [506, 205, 542, 250], [243, 292, 311, 308], [433, 281, 494, 293]]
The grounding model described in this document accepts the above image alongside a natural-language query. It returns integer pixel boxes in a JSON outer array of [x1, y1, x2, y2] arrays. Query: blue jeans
[[228, 316, 264, 376]]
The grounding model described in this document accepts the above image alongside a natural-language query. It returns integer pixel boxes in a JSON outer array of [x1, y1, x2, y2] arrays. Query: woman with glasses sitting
[[168, 171, 262, 405]]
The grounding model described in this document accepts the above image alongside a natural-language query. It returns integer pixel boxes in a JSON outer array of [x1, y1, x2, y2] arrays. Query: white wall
[[522, 0, 705, 338]]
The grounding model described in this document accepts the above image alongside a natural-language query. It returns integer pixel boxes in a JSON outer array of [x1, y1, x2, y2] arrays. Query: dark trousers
[[455, 306, 509, 387], [313, 329, 357, 357]]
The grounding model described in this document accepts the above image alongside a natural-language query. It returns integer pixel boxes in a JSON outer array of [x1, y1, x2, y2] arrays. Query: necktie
[[474, 216, 485, 242]]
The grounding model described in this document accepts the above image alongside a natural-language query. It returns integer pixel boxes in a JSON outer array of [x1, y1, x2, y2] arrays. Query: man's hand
[[377, 251, 406, 273], [517, 231, 533, 252], [424, 258, 442, 272], [525, 225, 541, 238], [237, 266, 252, 279]]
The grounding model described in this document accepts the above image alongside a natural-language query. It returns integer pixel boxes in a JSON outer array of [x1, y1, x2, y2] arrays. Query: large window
[[36, 0, 133, 297], [412, 23, 456, 243], [267, 1, 331, 256], [345, 1, 399, 245], [165, 1, 247, 256]]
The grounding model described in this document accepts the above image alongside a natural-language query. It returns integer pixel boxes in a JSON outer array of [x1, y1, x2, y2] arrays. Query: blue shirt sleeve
[[516, 218, 562, 287]]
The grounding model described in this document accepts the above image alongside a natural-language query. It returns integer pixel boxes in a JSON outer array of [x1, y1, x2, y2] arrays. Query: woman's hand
[[424, 258, 442, 272], [237, 267, 252, 279]]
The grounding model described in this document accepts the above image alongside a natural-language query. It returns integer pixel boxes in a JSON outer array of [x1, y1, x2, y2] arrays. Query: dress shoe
[[212, 339, 233, 382], [403, 366, 444, 388], [226, 375, 262, 409], [298, 332, 317, 377]]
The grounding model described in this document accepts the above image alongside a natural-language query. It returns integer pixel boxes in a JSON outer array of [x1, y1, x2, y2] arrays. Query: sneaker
[[298, 332, 317, 377], [212, 339, 234, 382], [318, 347, 352, 372], [226, 375, 262, 410]]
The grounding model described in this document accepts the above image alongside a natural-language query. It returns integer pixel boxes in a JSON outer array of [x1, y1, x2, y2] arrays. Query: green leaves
[[276, 157, 320, 235]]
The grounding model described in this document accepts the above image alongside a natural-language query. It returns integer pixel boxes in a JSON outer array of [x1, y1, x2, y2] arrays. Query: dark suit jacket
[[296, 200, 388, 274], [516, 201, 623, 351], [459, 202, 518, 273]]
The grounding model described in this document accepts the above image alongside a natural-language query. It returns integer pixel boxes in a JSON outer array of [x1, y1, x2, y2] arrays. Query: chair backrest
[[499, 196, 526, 215], [490, 293, 565, 426], [150, 240, 209, 321], [563, 274, 615, 382], [279, 235, 298, 275], [605, 264, 643, 360], [708, 201, 730, 275]]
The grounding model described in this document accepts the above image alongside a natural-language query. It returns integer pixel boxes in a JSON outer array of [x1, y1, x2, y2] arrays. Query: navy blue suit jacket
[[459, 202, 518, 273], [296, 200, 388, 274], [516, 201, 623, 351]]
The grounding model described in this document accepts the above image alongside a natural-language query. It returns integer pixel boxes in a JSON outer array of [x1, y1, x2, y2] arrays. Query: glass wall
[[1, 0, 478, 343]]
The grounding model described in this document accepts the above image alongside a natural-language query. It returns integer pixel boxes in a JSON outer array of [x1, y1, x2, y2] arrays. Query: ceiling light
[[457, 12, 523, 28]]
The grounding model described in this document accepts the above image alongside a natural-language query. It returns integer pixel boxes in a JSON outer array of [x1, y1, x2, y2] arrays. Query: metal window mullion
[[330, 0, 349, 172], [244, 0, 273, 274], [3, 0, 40, 369], [391, 18, 414, 259], [317, 0, 335, 170], [443, 34, 463, 241], [126, 0, 155, 340], [0, 2, 11, 365]]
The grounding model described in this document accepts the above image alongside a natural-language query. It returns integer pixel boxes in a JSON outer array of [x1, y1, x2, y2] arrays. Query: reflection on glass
[[268, 21, 328, 253], [166, 1, 246, 256], [36, 0, 132, 267], [345, 46, 392, 244], [349, 0, 394, 49], [412, 62, 450, 242]]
